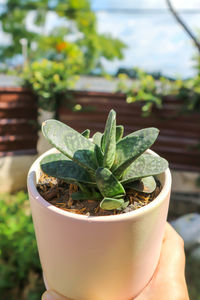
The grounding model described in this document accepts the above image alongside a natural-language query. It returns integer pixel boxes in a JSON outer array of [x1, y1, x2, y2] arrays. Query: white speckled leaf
[[127, 176, 156, 193], [121, 153, 168, 184], [112, 127, 159, 178], [42, 120, 97, 174], [40, 153, 95, 185], [100, 197, 124, 210], [96, 167, 125, 198], [103, 109, 116, 169]]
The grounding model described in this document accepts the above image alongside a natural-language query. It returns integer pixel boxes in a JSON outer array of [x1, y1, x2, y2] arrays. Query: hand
[[134, 223, 189, 300], [42, 223, 189, 300]]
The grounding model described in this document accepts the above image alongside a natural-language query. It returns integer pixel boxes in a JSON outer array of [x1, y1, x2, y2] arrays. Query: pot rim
[[27, 148, 171, 223]]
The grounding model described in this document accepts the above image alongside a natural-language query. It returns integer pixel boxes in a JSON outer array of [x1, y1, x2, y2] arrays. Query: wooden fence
[[58, 91, 200, 172], [0, 87, 38, 156], [0, 87, 200, 172]]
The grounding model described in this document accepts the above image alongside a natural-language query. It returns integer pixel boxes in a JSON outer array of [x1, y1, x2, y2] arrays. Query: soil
[[37, 172, 161, 217]]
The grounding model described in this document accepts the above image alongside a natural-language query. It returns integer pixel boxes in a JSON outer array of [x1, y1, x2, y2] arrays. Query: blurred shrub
[[0, 191, 44, 300], [116, 69, 200, 116], [22, 58, 81, 112]]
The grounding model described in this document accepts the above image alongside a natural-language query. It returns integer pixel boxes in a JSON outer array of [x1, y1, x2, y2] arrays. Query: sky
[[91, 0, 200, 78], [0, 0, 200, 78]]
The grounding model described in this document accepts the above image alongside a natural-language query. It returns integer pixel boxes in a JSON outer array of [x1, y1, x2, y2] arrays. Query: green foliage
[[117, 70, 163, 116], [40, 109, 168, 211], [0, 0, 126, 73], [0, 191, 44, 300], [117, 69, 200, 116], [21, 59, 81, 111]]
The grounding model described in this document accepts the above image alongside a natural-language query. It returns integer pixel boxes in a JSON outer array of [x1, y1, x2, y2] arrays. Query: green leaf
[[117, 201, 129, 210], [100, 197, 124, 210], [40, 153, 95, 185], [116, 125, 124, 142], [126, 176, 156, 193], [121, 153, 168, 185], [92, 132, 103, 147], [71, 192, 90, 201], [112, 127, 159, 178], [81, 129, 90, 139], [103, 109, 116, 169], [95, 167, 125, 198], [42, 120, 97, 175], [94, 144, 104, 167]]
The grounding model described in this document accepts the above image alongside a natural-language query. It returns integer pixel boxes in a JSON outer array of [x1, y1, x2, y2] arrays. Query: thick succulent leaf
[[126, 176, 156, 193], [117, 201, 129, 210], [116, 125, 124, 142], [100, 197, 125, 210], [77, 183, 93, 194], [103, 109, 116, 169], [94, 144, 104, 167], [72, 191, 102, 201], [112, 127, 159, 178], [71, 191, 90, 201], [121, 153, 168, 185], [42, 120, 97, 174], [100, 133, 105, 152], [101, 124, 123, 151], [92, 132, 103, 147], [81, 129, 90, 139], [95, 167, 125, 198], [40, 153, 95, 185]]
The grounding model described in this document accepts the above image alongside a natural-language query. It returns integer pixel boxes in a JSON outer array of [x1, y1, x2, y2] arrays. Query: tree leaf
[[40, 153, 96, 185], [81, 129, 90, 139], [126, 176, 156, 193], [103, 109, 116, 169], [116, 125, 124, 142], [121, 153, 168, 185], [112, 127, 159, 178], [100, 197, 124, 210], [42, 120, 97, 175], [95, 167, 125, 198]]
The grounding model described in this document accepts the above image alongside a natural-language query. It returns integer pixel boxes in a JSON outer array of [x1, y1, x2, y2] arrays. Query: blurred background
[[0, 0, 200, 299]]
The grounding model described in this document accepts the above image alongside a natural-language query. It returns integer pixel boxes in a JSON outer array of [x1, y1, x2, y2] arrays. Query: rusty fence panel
[[0, 87, 38, 156], [58, 91, 200, 172]]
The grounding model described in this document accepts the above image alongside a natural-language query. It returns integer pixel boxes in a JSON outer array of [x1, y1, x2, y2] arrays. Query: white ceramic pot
[[27, 148, 171, 300]]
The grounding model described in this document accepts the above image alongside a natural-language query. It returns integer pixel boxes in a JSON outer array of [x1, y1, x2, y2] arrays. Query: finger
[[42, 290, 72, 300], [159, 223, 185, 279], [134, 222, 189, 300]]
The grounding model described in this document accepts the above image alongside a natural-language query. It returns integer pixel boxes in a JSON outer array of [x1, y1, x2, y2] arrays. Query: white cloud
[[95, 2, 200, 77]]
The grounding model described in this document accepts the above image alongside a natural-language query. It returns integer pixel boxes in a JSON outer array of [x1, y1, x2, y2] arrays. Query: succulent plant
[[40, 109, 168, 210]]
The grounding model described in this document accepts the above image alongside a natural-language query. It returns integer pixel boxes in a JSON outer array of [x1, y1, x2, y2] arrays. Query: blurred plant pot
[[27, 148, 171, 300]]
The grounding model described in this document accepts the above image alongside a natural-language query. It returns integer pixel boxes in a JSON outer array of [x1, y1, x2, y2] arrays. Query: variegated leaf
[[96, 167, 125, 198], [81, 129, 90, 139], [121, 153, 168, 184], [112, 127, 159, 178], [40, 153, 95, 185], [126, 176, 156, 193], [100, 197, 124, 210], [116, 125, 124, 142], [42, 120, 97, 175], [103, 109, 116, 169]]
